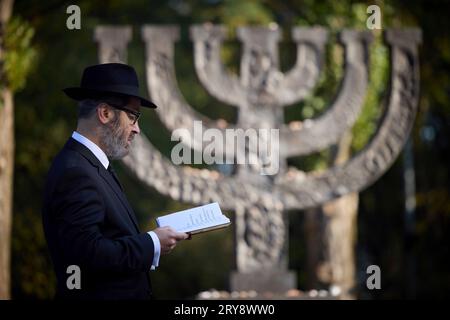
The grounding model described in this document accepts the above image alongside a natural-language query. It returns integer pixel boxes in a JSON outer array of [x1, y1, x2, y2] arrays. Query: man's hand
[[153, 226, 189, 255]]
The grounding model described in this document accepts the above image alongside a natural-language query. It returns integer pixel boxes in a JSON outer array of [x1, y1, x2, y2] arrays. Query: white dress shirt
[[71, 131, 161, 270]]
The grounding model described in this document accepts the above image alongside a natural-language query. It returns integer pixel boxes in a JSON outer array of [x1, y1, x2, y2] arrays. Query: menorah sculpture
[[94, 24, 421, 294]]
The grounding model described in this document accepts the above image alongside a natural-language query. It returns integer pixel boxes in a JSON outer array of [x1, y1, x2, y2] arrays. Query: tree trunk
[[305, 131, 358, 299], [0, 0, 14, 300]]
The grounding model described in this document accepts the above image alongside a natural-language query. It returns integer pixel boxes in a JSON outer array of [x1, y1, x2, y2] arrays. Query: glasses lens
[[129, 113, 138, 125], [111, 104, 140, 125]]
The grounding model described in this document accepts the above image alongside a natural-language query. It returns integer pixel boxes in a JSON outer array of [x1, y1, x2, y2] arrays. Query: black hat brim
[[63, 87, 157, 109]]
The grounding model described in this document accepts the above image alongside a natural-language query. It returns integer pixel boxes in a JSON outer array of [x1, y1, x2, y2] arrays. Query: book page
[[156, 202, 231, 233]]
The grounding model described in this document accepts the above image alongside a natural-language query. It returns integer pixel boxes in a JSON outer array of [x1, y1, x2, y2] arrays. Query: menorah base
[[230, 269, 297, 293]]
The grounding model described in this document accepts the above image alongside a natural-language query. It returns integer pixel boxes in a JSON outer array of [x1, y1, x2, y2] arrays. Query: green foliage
[[12, 208, 56, 299], [351, 36, 388, 152], [3, 17, 37, 93], [222, 0, 273, 28]]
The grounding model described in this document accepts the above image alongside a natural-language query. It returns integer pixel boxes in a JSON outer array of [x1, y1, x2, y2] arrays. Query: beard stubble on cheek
[[101, 116, 130, 160]]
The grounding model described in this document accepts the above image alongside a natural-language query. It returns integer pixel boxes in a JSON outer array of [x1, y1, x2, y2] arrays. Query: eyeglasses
[[108, 104, 141, 125]]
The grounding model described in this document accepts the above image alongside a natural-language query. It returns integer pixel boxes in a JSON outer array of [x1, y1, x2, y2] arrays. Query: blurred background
[[0, 0, 449, 299]]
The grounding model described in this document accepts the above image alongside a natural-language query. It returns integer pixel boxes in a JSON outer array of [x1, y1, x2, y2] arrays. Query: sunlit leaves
[[3, 17, 37, 92]]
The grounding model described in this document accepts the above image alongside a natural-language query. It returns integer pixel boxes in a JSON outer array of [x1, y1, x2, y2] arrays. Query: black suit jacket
[[42, 137, 154, 300]]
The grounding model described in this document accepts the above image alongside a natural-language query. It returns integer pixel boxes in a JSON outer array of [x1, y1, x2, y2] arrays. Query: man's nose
[[133, 121, 141, 134]]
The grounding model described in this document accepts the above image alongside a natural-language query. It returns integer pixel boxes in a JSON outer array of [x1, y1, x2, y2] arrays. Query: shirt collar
[[71, 131, 109, 169]]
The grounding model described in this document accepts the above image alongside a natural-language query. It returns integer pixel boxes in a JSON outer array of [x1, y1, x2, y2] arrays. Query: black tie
[[107, 164, 124, 191]]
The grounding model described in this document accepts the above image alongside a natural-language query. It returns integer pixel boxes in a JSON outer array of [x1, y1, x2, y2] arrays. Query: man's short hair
[[78, 95, 128, 120]]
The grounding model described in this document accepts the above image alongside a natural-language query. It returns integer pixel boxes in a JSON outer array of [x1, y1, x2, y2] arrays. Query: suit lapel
[[65, 138, 141, 233], [98, 167, 140, 232]]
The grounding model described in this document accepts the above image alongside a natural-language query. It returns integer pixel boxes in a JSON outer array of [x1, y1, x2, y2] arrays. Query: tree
[[0, 0, 15, 300], [0, 0, 35, 299]]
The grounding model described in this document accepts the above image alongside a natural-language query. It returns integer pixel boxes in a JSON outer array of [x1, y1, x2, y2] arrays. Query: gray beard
[[100, 117, 129, 160]]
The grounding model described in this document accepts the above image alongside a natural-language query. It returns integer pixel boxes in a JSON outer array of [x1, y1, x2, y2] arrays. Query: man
[[42, 63, 188, 300]]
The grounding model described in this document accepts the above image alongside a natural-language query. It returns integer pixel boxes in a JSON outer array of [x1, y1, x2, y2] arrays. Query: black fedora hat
[[63, 63, 157, 108]]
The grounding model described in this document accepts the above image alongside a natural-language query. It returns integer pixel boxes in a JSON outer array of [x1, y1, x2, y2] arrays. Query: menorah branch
[[275, 27, 328, 105], [142, 25, 236, 157], [190, 24, 245, 107], [278, 29, 422, 210], [94, 26, 132, 64], [280, 30, 373, 158]]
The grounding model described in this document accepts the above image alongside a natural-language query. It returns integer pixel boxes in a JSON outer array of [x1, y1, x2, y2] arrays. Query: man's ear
[[97, 103, 114, 124]]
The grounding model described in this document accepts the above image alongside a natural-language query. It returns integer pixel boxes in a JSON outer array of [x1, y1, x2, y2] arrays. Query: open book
[[156, 202, 231, 235]]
